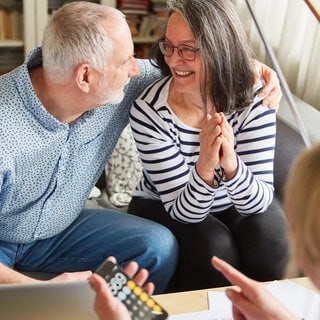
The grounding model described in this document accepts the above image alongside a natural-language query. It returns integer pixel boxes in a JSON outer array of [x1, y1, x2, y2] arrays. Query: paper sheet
[[168, 280, 320, 319], [267, 279, 320, 318], [207, 280, 320, 319]]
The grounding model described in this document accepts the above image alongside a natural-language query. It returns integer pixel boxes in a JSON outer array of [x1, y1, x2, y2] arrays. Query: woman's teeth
[[176, 71, 192, 76]]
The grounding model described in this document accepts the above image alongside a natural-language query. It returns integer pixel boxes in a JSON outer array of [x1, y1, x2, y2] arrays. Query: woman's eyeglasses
[[158, 39, 200, 61]]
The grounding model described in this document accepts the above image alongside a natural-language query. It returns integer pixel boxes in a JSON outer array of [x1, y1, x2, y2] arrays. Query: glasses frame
[[158, 38, 200, 61]]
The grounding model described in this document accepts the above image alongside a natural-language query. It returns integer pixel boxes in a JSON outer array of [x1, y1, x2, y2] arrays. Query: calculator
[[95, 260, 169, 320]]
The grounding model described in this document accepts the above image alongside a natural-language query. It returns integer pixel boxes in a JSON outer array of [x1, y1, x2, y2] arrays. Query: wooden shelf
[[132, 36, 157, 44], [0, 39, 23, 48]]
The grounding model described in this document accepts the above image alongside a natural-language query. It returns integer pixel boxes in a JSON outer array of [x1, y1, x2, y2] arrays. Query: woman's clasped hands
[[197, 112, 237, 186]]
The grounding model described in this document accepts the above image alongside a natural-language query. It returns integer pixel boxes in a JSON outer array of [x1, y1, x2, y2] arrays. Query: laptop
[[0, 280, 98, 320]]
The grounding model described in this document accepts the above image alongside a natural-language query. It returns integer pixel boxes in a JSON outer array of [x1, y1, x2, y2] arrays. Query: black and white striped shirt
[[129, 76, 276, 223]]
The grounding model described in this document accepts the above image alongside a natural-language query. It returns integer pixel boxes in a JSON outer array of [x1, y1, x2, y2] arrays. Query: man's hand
[[49, 270, 92, 282], [253, 60, 282, 111]]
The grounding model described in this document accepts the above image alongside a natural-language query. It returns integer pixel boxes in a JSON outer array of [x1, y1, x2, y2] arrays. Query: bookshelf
[[0, 0, 48, 54], [0, 0, 48, 73], [0, 0, 166, 73], [118, 0, 166, 57], [0, 0, 22, 73]]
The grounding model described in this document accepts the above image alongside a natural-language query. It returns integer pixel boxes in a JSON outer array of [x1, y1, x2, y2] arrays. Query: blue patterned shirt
[[0, 47, 159, 243]]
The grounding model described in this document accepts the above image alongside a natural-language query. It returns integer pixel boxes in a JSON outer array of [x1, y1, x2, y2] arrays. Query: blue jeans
[[0, 208, 178, 294]]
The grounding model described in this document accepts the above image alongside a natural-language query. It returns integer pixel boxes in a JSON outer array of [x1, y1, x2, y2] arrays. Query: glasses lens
[[179, 46, 196, 61], [159, 40, 198, 61], [159, 40, 171, 56]]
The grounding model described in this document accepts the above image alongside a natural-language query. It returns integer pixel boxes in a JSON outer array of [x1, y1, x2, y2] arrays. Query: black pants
[[128, 197, 288, 293]]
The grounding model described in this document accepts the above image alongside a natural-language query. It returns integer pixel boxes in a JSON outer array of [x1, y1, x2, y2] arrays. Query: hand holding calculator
[[95, 260, 168, 320]]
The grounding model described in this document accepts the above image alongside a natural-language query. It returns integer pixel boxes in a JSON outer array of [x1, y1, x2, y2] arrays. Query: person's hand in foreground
[[254, 60, 282, 110], [48, 271, 93, 282], [90, 256, 154, 320], [211, 256, 299, 320]]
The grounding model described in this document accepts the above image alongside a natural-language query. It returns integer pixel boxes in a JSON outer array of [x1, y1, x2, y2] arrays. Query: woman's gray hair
[[151, 0, 256, 113], [42, 1, 126, 83]]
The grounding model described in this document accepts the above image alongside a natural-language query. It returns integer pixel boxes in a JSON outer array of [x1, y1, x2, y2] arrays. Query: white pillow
[[105, 125, 143, 208]]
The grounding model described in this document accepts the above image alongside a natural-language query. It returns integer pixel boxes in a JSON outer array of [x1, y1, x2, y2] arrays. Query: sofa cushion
[[104, 124, 142, 208], [274, 117, 306, 201]]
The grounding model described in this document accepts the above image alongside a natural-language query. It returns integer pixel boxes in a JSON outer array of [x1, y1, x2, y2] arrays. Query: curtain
[[232, 0, 320, 110]]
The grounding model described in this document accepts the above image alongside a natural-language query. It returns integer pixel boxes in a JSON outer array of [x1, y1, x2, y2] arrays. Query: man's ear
[[75, 63, 91, 93]]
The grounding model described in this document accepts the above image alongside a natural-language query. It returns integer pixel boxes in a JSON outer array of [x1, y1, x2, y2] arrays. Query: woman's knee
[[233, 201, 289, 280]]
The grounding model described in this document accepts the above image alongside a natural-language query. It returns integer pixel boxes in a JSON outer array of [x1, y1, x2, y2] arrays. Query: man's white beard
[[108, 88, 125, 105]]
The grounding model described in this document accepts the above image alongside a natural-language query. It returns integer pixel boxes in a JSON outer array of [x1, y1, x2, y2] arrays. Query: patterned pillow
[[105, 124, 143, 208]]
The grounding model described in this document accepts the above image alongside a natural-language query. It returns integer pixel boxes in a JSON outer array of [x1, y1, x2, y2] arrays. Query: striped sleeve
[[225, 102, 276, 215]]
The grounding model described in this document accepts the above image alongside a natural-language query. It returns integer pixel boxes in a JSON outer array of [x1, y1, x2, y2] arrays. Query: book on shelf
[[138, 14, 166, 38], [117, 0, 150, 14], [151, 0, 166, 13], [118, 0, 150, 5], [0, 5, 22, 41], [138, 15, 152, 37], [115, 0, 167, 58], [126, 14, 140, 36], [117, 0, 151, 36]]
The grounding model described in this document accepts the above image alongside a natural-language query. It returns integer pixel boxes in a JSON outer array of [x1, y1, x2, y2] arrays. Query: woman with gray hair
[[128, 0, 288, 291]]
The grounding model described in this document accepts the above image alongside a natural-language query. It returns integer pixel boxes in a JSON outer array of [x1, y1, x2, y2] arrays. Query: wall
[[232, 0, 320, 111]]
